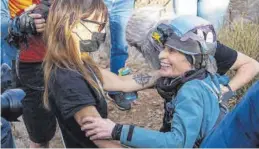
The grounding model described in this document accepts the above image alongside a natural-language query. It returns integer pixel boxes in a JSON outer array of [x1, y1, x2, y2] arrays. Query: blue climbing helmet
[[150, 15, 218, 74]]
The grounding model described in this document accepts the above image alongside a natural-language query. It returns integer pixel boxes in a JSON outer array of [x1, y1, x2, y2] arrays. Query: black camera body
[[1, 92, 24, 122], [1, 64, 25, 121]]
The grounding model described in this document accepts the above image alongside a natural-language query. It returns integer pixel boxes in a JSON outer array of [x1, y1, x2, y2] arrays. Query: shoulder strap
[[201, 79, 220, 99]]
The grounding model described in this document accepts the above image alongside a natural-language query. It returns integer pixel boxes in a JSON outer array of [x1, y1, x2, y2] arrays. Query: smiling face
[[158, 46, 192, 77]]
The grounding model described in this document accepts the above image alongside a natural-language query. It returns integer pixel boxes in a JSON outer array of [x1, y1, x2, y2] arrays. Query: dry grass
[[218, 19, 259, 105]]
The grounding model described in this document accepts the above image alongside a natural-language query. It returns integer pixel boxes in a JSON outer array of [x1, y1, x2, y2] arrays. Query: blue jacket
[[1, 0, 18, 66], [120, 74, 227, 148]]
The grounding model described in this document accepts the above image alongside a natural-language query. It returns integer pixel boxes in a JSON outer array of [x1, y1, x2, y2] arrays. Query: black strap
[[111, 124, 123, 140], [127, 125, 135, 141]]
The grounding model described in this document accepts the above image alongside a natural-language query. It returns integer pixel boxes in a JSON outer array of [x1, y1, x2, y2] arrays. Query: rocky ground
[[11, 0, 258, 148]]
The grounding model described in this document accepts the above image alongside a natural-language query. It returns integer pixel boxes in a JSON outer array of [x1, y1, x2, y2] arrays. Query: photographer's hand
[[29, 13, 46, 33]]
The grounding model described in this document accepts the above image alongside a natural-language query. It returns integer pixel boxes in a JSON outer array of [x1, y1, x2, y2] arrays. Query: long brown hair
[[43, 0, 107, 108]]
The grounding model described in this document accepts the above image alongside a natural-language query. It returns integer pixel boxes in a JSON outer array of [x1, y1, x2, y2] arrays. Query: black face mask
[[75, 22, 106, 52], [79, 32, 106, 52]]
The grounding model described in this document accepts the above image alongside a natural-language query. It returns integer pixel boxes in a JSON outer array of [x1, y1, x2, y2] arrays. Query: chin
[[159, 69, 173, 77]]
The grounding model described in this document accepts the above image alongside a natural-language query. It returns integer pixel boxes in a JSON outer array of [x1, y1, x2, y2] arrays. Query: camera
[[1, 89, 25, 121], [1, 64, 25, 121]]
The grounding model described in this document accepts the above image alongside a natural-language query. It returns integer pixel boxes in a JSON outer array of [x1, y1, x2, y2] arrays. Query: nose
[[159, 49, 169, 60]]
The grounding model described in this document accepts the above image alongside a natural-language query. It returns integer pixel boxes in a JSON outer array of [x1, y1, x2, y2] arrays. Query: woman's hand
[[81, 117, 116, 140]]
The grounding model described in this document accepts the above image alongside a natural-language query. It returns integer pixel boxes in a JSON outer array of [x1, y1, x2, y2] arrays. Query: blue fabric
[[104, 0, 134, 95], [201, 81, 259, 148], [169, 15, 211, 37], [120, 74, 224, 148], [1, 89, 26, 107], [1, 117, 16, 148], [1, 0, 18, 66], [172, 0, 230, 32], [104, 0, 134, 74]]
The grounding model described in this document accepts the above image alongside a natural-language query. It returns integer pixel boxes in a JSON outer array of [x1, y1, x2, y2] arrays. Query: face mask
[[79, 32, 106, 52], [74, 22, 106, 52]]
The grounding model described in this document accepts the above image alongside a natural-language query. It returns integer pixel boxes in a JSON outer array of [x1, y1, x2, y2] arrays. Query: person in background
[[1, 117, 16, 148], [1, 0, 17, 66], [1, 89, 25, 148], [200, 81, 259, 147], [1, 0, 56, 148], [1, 64, 26, 148], [104, 0, 136, 110], [172, 0, 230, 32]]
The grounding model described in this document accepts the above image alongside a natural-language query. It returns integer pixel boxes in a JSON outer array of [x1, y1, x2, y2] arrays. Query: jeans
[[201, 81, 259, 147], [172, 0, 230, 32], [1, 0, 18, 66], [104, 0, 134, 74], [104, 0, 134, 95], [1, 117, 16, 148]]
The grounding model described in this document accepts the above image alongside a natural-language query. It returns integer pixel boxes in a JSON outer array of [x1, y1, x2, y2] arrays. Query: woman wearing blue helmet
[[79, 16, 234, 148], [79, 15, 259, 148]]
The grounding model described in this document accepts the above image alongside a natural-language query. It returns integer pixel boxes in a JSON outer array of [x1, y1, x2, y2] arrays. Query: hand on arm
[[100, 68, 160, 92], [80, 117, 116, 140], [74, 106, 122, 148], [81, 85, 204, 148]]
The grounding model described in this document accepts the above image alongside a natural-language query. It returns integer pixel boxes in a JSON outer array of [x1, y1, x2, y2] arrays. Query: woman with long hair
[[43, 0, 159, 147]]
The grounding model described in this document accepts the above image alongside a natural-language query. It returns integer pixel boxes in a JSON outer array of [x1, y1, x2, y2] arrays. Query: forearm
[[101, 68, 160, 92], [75, 106, 123, 148], [229, 59, 259, 91], [118, 71, 160, 92]]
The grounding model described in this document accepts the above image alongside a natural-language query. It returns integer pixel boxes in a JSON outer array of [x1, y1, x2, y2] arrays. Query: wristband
[[111, 124, 123, 140]]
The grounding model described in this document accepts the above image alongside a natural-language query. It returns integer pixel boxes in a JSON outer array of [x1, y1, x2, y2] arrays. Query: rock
[[108, 105, 114, 111], [228, 0, 259, 24], [155, 109, 163, 115], [131, 109, 137, 113], [147, 123, 153, 128]]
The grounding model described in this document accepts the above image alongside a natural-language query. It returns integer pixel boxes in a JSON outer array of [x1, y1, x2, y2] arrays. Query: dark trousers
[[16, 62, 56, 144]]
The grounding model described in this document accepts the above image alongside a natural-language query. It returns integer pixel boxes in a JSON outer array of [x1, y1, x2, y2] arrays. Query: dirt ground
[[11, 0, 254, 148]]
